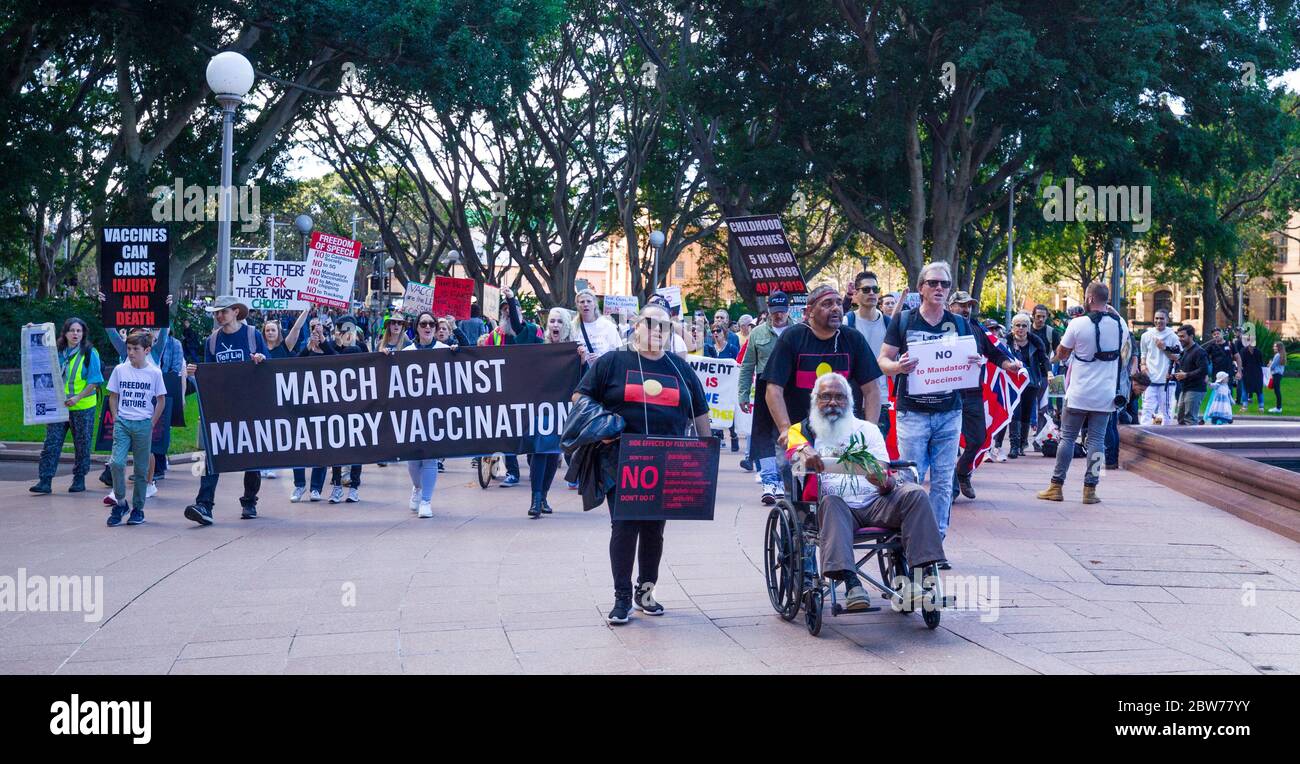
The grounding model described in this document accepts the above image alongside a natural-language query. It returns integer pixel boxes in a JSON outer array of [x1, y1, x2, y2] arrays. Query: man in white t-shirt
[[1037, 282, 1130, 505], [105, 332, 167, 526], [1138, 309, 1178, 425], [845, 270, 891, 431]]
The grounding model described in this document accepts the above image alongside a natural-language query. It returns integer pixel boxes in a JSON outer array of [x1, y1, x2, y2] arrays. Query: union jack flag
[[884, 330, 1028, 469]]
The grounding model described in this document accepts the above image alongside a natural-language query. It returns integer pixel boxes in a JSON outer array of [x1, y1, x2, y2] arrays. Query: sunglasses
[[816, 393, 848, 402], [857, 285, 880, 293], [418, 321, 436, 328], [923, 279, 952, 289]]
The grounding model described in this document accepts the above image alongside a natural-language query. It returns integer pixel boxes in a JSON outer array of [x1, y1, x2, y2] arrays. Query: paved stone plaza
[[1, 449, 1298, 675]]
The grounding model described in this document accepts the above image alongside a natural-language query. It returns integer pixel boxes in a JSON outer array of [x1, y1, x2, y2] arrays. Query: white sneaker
[[145, 481, 158, 498], [328, 486, 344, 504], [417, 501, 433, 518], [346, 488, 359, 503], [761, 483, 779, 505], [260, 469, 278, 479], [291, 486, 307, 503], [409, 487, 420, 512], [992, 447, 1007, 463], [309, 490, 321, 502], [1268, 407, 1282, 413]]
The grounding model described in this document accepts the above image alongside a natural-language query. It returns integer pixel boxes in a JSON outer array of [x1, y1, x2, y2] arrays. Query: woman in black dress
[[1239, 337, 1265, 412]]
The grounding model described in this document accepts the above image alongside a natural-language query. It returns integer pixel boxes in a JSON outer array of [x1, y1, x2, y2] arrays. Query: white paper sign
[[481, 284, 501, 323], [687, 357, 739, 430], [401, 281, 435, 316], [233, 260, 310, 312], [298, 232, 361, 310], [22, 323, 69, 426], [602, 294, 639, 317], [909, 335, 980, 394], [655, 286, 684, 317]]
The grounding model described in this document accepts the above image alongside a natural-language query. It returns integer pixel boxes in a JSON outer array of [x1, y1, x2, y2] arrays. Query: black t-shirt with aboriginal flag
[[576, 350, 709, 437], [760, 323, 882, 426]]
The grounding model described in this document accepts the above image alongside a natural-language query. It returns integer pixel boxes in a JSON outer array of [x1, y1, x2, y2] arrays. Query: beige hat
[[204, 296, 249, 321], [948, 290, 976, 306]]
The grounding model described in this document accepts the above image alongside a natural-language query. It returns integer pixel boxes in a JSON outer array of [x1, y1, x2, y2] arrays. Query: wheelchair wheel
[[804, 589, 824, 636], [764, 503, 802, 621], [477, 456, 495, 489], [923, 600, 941, 629]]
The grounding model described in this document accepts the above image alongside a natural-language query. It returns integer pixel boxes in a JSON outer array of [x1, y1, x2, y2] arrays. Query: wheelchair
[[763, 456, 955, 636]]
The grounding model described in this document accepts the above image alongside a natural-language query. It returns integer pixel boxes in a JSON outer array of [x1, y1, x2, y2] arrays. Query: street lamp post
[[1111, 237, 1124, 317], [648, 229, 665, 296], [294, 214, 314, 259], [1235, 272, 1248, 328], [1005, 179, 1017, 329], [205, 51, 255, 296]]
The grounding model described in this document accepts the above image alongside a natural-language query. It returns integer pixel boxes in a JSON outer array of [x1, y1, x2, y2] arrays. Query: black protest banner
[[725, 214, 807, 296], [99, 227, 170, 328], [93, 397, 114, 453], [194, 344, 582, 473], [612, 435, 719, 521]]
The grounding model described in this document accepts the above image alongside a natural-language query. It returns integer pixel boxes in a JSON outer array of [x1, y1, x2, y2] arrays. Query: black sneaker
[[956, 472, 976, 499], [240, 504, 258, 519], [98, 470, 113, 488], [107, 503, 128, 527], [634, 582, 665, 615], [938, 560, 952, 570], [29, 481, 52, 494], [184, 503, 214, 526], [607, 595, 633, 624], [739, 459, 753, 472], [127, 508, 145, 525]]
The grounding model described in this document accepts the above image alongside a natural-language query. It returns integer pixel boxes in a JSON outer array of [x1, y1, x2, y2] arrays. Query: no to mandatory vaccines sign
[[298, 232, 361, 309], [909, 335, 980, 394], [613, 435, 720, 521], [99, 226, 170, 328]]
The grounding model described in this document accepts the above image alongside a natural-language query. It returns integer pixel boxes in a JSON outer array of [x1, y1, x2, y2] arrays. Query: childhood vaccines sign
[[194, 344, 581, 473]]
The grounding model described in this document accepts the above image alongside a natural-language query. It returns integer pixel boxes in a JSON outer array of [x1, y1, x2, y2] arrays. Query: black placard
[[93, 397, 114, 453], [99, 226, 170, 329], [612, 435, 719, 521], [193, 344, 581, 473], [725, 214, 807, 296]]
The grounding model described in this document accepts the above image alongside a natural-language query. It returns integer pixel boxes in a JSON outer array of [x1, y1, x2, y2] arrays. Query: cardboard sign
[[481, 284, 502, 323], [233, 260, 309, 312], [21, 323, 68, 426], [298, 231, 361, 309], [687, 357, 739, 430], [401, 281, 435, 317], [725, 214, 807, 296], [432, 276, 474, 320], [99, 226, 170, 328], [602, 295, 639, 317], [613, 435, 719, 521], [655, 286, 684, 317], [909, 335, 980, 394]]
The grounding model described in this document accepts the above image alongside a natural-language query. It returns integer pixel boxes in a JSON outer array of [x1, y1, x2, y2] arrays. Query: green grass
[[1, 385, 203, 455], [1236, 375, 1300, 418]]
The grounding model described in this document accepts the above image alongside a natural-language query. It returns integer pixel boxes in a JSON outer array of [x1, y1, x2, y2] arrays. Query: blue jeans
[[111, 417, 153, 510], [293, 468, 328, 492], [406, 459, 439, 502], [895, 408, 962, 540]]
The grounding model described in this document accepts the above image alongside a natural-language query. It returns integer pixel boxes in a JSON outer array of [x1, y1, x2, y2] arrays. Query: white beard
[[808, 408, 863, 454]]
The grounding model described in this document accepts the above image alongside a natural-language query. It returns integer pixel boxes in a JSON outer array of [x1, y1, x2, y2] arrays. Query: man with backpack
[[183, 296, 269, 525], [1036, 282, 1131, 505], [877, 263, 1023, 555]]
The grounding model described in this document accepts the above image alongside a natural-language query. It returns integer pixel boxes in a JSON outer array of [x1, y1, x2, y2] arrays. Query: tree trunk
[[1200, 256, 1219, 336]]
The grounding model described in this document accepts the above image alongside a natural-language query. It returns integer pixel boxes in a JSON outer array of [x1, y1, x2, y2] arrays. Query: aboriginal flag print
[[793, 353, 851, 390], [624, 370, 682, 407]]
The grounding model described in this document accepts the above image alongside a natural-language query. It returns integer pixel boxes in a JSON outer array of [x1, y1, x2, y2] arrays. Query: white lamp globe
[[648, 230, 665, 248], [206, 51, 255, 98]]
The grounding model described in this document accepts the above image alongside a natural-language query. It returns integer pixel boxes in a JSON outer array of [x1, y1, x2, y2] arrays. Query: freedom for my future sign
[[725, 214, 807, 296], [194, 343, 581, 473], [99, 227, 170, 328]]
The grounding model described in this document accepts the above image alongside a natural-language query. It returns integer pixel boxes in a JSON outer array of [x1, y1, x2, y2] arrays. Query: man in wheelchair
[[786, 373, 946, 612]]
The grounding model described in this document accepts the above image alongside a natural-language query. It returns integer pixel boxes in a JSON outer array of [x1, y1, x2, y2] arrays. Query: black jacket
[[1010, 332, 1050, 388], [561, 395, 625, 511], [1177, 342, 1209, 392]]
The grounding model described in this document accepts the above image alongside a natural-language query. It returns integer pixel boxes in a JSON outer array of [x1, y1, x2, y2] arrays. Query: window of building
[[1274, 233, 1288, 264], [674, 260, 686, 278], [1182, 293, 1200, 321], [1270, 296, 1288, 322], [1153, 289, 1173, 316]]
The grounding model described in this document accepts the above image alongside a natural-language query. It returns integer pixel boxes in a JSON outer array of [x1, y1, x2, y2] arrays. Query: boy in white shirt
[[105, 332, 167, 526]]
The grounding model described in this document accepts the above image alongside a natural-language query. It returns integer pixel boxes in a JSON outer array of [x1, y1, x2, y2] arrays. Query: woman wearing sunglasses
[[398, 311, 450, 516], [1005, 313, 1050, 458], [373, 313, 412, 353]]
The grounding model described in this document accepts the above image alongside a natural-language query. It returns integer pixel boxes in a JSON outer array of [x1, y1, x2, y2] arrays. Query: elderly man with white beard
[[785, 373, 946, 611]]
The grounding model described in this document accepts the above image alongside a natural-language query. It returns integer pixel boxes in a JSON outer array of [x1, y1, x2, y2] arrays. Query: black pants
[[610, 517, 665, 598], [530, 452, 559, 496], [196, 470, 261, 509], [1274, 379, 1284, 410], [331, 464, 361, 487], [1014, 385, 1040, 446], [955, 396, 987, 476], [504, 454, 520, 479]]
